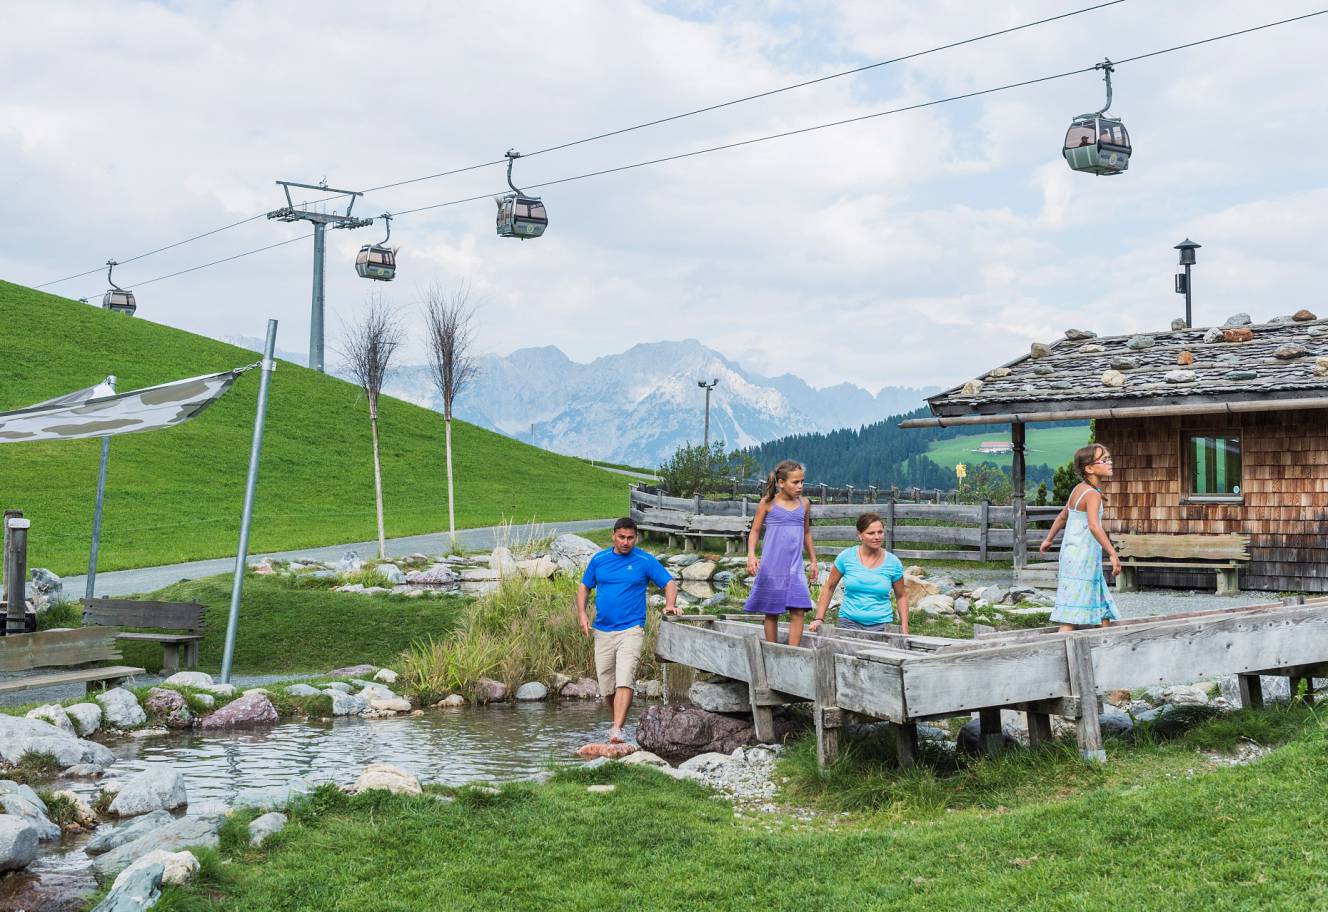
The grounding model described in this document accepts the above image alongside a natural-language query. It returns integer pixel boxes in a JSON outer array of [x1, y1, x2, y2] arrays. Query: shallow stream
[[2, 701, 634, 911]]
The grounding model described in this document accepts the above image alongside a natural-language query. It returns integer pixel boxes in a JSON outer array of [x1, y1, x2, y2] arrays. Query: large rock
[[369, 697, 412, 713], [517, 557, 558, 579], [326, 691, 369, 716], [677, 751, 732, 774], [680, 561, 716, 581], [284, 683, 322, 697], [490, 546, 520, 579], [636, 704, 802, 763], [688, 679, 750, 713], [577, 742, 638, 760], [97, 688, 147, 729], [113, 849, 198, 889], [374, 668, 399, 685], [0, 715, 113, 768], [404, 566, 460, 587], [85, 810, 173, 856], [200, 692, 278, 730], [514, 682, 548, 701], [0, 815, 38, 872], [163, 671, 213, 688], [0, 783, 59, 841], [109, 765, 187, 817], [92, 861, 163, 911], [377, 563, 407, 586], [144, 689, 192, 729], [901, 573, 939, 606], [326, 664, 377, 678], [475, 678, 509, 703], [559, 678, 600, 700], [248, 812, 287, 846], [25, 704, 76, 737], [92, 809, 227, 880], [354, 763, 422, 796], [66, 702, 103, 737], [916, 594, 955, 616], [550, 534, 601, 574], [355, 682, 395, 701]]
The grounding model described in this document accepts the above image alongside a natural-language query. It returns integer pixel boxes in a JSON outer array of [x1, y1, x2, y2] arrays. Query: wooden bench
[[83, 598, 206, 674], [637, 510, 752, 553], [1114, 533, 1251, 595], [0, 627, 144, 695]]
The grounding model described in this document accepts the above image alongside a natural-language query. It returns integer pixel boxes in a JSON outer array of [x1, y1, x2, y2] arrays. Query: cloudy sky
[[3, 1, 1325, 392]]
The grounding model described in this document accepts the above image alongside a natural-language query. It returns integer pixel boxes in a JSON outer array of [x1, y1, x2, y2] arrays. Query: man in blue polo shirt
[[576, 517, 680, 743]]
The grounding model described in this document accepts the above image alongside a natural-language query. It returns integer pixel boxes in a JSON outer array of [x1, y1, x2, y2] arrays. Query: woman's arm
[[1039, 507, 1070, 553], [802, 497, 818, 584], [809, 565, 843, 631], [746, 500, 770, 575], [1083, 490, 1122, 577], [893, 577, 910, 636]]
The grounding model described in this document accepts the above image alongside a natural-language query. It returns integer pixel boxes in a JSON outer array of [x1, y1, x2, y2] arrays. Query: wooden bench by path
[[0, 627, 144, 696], [83, 598, 206, 674], [1114, 533, 1251, 595]]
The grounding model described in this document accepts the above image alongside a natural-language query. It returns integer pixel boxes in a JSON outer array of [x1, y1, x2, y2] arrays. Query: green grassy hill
[[924, 425, 1089, 472], [0, 281, 625, 575]]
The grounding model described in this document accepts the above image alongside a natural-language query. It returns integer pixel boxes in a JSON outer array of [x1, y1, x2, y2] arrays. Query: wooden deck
[[655, 597, 1328, 768]]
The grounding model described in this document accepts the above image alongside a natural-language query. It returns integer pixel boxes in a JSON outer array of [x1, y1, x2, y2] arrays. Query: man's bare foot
[[608, 727, 625, 744]]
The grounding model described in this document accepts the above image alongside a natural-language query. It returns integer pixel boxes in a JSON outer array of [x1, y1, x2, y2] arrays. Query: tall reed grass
[[399, 575, 662, 703]]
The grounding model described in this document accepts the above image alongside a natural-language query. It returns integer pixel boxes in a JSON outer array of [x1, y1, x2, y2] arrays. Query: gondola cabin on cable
[[495, 149, 547, 239], [1063, 59, 1131, 176], [102, 260, 136, 315], [355, 214, 397, 281]]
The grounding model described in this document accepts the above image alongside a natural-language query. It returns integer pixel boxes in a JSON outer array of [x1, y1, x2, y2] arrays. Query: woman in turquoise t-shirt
[[809, 512, 909, 634]]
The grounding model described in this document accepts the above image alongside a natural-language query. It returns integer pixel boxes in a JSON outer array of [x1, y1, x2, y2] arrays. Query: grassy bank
[[151, 710, 1328, 911], [0, 280, 626, 575]]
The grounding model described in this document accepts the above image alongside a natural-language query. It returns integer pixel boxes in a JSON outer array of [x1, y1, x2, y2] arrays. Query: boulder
[[1099, 706, 1134, 738], [635, 679, 663, 699], [164, 670, 214, 688], [1160, 684, 1210, 706], [1029, 342, 1052, 359], [1293, 308, 1318, 322], [0, 715, 113, 768], [952, 597, 972, 615], [916, 594, 955, 616], [560, 678, 600, 700], [66, 702, 103, 737], [475, 678, 509, 703], [901, 573, 939, 606], [1126, 335, 1155, 351], [25, 704, 75, 737], [284, 683, 322, 697], [248, 811, 287, 846], [205, 683, 236, 697], [957, 717, 1020, 755], [327, 663, 377, 678], [404, 566, 460, 587], [144, 689, 192, 729], [577, 742, 638, 760], [677, 751, 732, 774], [232, 777, 312, 811], [0, 783, 59, 842], [85, 810, 173, 856], [1170, 317, 1188, 331], [1274, 344, 1308, 360], [960, 379, 984, 395], [97, 688, 147, 729], [113, 849, 198, 890], [109, 765, 187, 817], [517, 557, 558, 579], [988, 367, 1011, 378], [680, 561, 716, 581], [1064, 328, 1096, 341], [1222, 327, 1254, 343], [636, 704, 803, 763], [93, 861, 164, 910], [326, 691, 369, 716], [550, 534, 601, 574], [490, 546, 520, 579], [439, 694, 467, 707], [515, 682, 549, 701], [1223, 312, 1252, 327], [369, 697, 412, 713], [688, 679, 750, 714], [324, 682, 352, 693], [92, 809, 227, 880], [374, 668, 399, 685], [200, 692, 278, 730], [1100, 370, 1125, 388], [668, 554, 701, 567], [334, 551, 364, 573], [0, 815, 38, 872], [620, 750, 669, 768], [377, 563, 407, 585], [1202, 327, 1224, 343], [354, 762, 422, 796]]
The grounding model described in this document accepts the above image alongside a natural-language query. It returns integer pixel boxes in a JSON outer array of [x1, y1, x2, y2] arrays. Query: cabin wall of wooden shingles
[[1095, 410, 1328, 593]]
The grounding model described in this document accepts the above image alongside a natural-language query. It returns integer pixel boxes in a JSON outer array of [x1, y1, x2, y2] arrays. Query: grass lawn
[[154, 709, 1328, 911], [925, 425, 1089, 472], [0, 280, 628, 576], [109, 574, 467, 675]]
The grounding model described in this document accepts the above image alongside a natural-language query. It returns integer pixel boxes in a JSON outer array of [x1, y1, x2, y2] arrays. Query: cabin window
[[1184, 433, 1242, 501]]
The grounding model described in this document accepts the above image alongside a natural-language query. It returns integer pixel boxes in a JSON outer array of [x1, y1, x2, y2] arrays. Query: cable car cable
[[66, 8, 1327, 297], [36, 0, 1127, 286]]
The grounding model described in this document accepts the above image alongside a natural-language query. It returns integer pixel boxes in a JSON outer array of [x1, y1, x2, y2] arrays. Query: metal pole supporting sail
[[220, 320, 278, 683], [84, 375, 117, 603]]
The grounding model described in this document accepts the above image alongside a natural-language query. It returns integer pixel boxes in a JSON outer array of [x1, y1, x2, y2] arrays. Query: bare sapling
[[339, 297, 402, 559], [423, 282, 479, 545]]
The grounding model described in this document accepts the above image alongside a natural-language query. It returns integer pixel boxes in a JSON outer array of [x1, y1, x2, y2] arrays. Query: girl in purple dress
[[744, 460, 818, 646]]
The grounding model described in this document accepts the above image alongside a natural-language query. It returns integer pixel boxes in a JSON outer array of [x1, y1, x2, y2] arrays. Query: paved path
[[67, 518, 614, 598]]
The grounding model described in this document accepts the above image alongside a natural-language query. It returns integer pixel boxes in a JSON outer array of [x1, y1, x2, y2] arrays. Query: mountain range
[[227, 336, 939, 466]]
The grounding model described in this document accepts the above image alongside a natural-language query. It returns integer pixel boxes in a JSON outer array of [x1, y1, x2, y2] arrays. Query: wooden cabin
[[902, 312, 1328, 593]]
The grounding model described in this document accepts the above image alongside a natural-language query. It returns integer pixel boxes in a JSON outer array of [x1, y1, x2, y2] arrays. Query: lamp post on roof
[[1174, 238, 1201, 328], [697, 378, 719, 452]]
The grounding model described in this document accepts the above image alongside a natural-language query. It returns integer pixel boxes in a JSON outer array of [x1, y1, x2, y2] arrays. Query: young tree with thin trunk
[[338, 297, 402, 559], [423, 282, 479, 545]]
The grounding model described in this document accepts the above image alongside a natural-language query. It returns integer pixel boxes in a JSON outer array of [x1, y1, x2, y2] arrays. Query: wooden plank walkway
[[655, 596, 1328, 768]]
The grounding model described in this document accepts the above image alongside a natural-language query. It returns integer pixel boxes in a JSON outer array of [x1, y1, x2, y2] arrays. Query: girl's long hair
[[763, 459, 804, 502], [1073, 444, 1108, 482]]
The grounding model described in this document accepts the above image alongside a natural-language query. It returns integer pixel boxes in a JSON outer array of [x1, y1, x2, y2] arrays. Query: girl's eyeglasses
[[1094, 457, 1114, 465]]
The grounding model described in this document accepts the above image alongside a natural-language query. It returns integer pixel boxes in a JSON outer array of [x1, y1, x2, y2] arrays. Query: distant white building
[[976, 440, 1012, 454]]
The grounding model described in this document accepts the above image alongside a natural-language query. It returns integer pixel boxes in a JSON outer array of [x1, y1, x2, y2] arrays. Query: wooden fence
[[629, 484, 1060, 564]]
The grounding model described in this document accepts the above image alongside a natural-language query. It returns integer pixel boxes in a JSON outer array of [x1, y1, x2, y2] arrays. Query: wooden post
[[1065, 635, 1106, 763], [1011, 421, 1027, 571], [978, 500, 991, 562], [894, 721, 919, 769], [1026, 711, 1053, 748], [742, 634, 776, 743], [1236, 674, 1264, 710], [885, 497, 896, 553], [695, 493, 703, 514], [978, 708, 1005, 758], [812, 643, 840, 768]]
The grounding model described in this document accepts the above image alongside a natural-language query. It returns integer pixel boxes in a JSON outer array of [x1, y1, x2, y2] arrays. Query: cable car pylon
[[267, 179, 372, 372]]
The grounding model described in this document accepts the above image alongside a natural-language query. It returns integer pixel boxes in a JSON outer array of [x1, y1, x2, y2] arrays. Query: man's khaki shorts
[[593, 626, 645, 697]]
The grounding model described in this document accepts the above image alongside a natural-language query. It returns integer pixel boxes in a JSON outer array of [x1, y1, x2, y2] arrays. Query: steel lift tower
[[268, 180, 372, 373]]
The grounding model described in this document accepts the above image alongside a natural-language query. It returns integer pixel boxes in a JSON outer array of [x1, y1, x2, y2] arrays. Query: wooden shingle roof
[[925, 312, 1328, 422]]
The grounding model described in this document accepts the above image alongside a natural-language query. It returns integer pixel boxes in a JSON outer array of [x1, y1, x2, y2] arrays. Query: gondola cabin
[[102, 289, 136, 316], [495, 194, 547, 239], [1063, 114, 1131, 175], [355, 245, 396, 281]]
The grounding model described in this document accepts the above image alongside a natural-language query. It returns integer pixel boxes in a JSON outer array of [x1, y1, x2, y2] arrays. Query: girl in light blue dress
[[1039, 444, 1121, 631]]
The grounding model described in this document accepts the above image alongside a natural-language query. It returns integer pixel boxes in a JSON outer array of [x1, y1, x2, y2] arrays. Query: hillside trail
[[65, 518, 615, 598]]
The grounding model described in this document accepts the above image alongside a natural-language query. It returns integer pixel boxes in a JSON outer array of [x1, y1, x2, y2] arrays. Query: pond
[[3, 701, 635, 911]]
